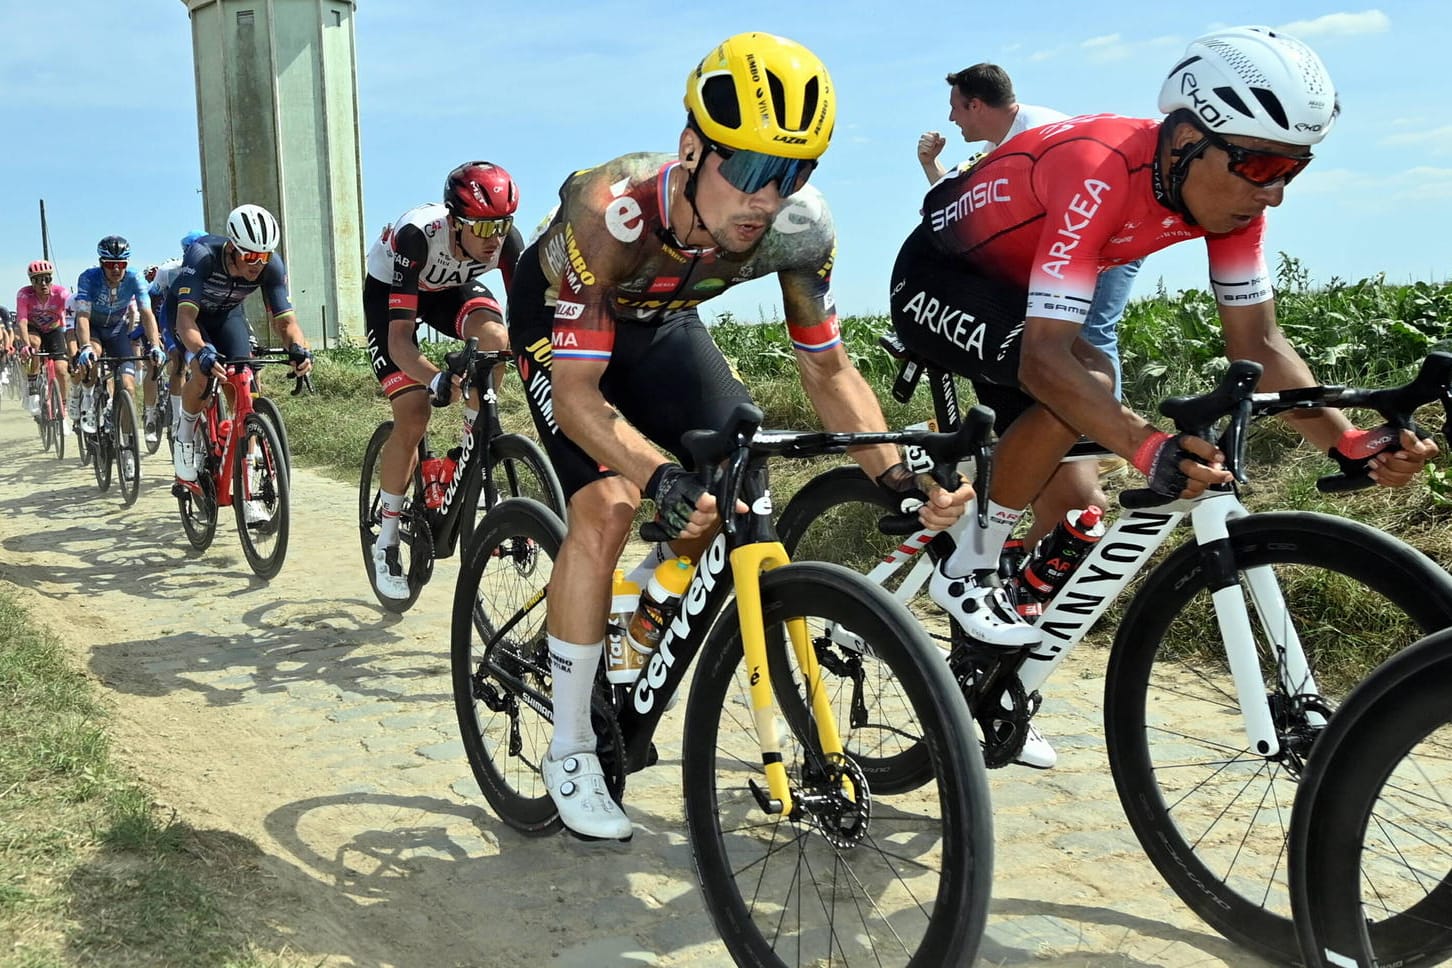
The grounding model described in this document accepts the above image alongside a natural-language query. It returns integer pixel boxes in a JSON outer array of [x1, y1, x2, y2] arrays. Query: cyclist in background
[[510, 33, 969, 840], [147, 230, 208, 445], [15, 260, 74, 417], [362, 161, 524, 600], [888, 27, 1439, 769], [73, 236, 164, 435], [170, 204, 313, 483]]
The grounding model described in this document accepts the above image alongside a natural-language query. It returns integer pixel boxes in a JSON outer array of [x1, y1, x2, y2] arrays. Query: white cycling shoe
[[371, 544, 411, 600], [1016, 723, 1057, 769], [543, 750, 633, 842], [929, 564, 1043, 649], [173, 440, 202, 482]]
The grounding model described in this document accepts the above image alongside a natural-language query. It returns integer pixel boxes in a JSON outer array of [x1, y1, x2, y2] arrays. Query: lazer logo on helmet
[[773, 134, 808, 145]]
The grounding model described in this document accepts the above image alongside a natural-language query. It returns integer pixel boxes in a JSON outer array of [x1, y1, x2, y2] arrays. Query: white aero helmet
[[226, 203, 281, 253], [1158, 26, 1338, 146]]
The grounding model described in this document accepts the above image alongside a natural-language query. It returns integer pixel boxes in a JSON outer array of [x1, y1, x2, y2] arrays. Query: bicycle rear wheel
[[1104, 512, 1452, 965], [142, 397, 165, 455], [114, 390, 141, 507], [46, 375, 65, 461], [233, 413, 290, 579], [358, 421, 430, 613], [451, 498, 565, 836], [1290, 626, 1452, 968], [683, 561, 991, 968]]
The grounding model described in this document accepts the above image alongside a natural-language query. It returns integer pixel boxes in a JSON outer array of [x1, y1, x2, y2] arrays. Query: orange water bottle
[[622, 557, 695, 679]]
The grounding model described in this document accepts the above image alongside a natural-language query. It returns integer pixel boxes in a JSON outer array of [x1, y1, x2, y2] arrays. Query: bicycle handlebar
[[1122, 351, 1452, 506], [639, 402, 997, 544]]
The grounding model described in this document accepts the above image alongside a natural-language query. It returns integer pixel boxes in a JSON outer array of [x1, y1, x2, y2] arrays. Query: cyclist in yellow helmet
[[507, 32, 971, 841]]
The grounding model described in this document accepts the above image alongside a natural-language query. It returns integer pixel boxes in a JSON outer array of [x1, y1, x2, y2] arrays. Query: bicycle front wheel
[[114, 390, 141, 507], [451, 498, 565, 836], [91, 392, 112, 492], [467, 432, 566, 547], [1104, 511, 1452, 965], [46, 376, 65, 461], [233, 413, 290, 579], [251, 395, 291, 481], [683, 561, 991, 968], [1290, 626, 1452, 968]]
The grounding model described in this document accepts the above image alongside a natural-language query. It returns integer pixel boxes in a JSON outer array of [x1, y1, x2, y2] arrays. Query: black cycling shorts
[[510, 241, 751, 501], [889, 223, 1038, 432], [363, 275, 502, 397]]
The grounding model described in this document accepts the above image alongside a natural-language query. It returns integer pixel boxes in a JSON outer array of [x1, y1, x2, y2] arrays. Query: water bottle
[[622, 556, 695, 680], [604, 570, 643, 684], [421, 456, 449, 509], [1017, 507, 1106, 606]]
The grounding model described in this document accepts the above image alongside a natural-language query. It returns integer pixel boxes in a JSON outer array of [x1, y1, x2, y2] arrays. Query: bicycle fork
[[1192, 499, 1323, 758], [730, 543, 852, 818]]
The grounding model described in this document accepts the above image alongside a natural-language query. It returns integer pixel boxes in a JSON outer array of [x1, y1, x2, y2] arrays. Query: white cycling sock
[[464, 407, 479, 438], [176, 409, 201, 444], [378, 490, 405, 547], [548, 636, 604, 760], [170, 394, 182, 428], [943, 500, 1024, 578], [625, 542, 672, 588]]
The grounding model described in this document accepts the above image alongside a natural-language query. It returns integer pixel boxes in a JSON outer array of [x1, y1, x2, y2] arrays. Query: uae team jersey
[[921, 114, 1272, 325]]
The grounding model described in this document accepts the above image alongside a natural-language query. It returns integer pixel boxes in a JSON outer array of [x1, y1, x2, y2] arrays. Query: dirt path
[[0, 404, 1270, 968]]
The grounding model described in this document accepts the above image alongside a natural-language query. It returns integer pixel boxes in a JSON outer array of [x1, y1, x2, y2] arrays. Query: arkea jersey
[[170, 234, 294, 321], [16, 284, 73, 334], [532, 152, 840, 364], [364, 202, 521, 323], [921, 114, 1271, 325], [74, 267, 147, 335]]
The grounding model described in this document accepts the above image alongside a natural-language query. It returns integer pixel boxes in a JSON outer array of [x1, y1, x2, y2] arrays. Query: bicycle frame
[[181, 363, 262, 508], [423, 378, 504, 558]]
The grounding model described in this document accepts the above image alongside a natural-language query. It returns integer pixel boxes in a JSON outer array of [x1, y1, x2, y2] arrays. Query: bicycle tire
[[251, 395, 291, 481], [451, 498, 566, 836], [142, 398, 165, 456], [46, 375, 65, 461], [113, 390, 141, 507], [91, 389, 112, 491], [1103, 511, 1452, 965], [178, 422, 219, 551], [357, 421, 429, 613], [682, 560, 991, 968], [1289, 626, 1452, 968], [478, 432, 566, 529], [233, 413, 291, 579]]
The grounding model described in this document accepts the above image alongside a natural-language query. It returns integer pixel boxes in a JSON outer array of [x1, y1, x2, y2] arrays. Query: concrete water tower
[[181, 0, 365, 346]]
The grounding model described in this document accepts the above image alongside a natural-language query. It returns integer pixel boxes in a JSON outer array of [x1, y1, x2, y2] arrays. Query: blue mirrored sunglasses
[[710, 142, 817, 197]]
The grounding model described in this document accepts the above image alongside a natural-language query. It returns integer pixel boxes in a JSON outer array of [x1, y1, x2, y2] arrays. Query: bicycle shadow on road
[[263, 791, 727, 967], [83, 595, 454, 709], [979, 895, 1271, 966]]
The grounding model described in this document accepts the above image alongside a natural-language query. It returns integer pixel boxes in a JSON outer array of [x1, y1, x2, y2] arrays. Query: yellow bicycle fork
[[730, 542, 853, 817]]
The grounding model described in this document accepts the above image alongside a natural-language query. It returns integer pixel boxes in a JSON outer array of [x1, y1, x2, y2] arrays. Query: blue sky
[[3, 2, 1449, 328]]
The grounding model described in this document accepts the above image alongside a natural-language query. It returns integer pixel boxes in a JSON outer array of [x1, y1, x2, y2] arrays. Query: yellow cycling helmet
[[685, 33, 835, 161]]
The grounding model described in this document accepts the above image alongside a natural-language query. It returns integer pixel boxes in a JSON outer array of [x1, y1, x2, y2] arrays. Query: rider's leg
[[378, 387, 429, 547]]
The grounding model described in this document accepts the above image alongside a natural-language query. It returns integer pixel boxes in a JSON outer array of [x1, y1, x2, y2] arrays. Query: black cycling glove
[[646, 463, 706, 540], [875, 462, 929, 515], [1132, 431, 1195, 498]]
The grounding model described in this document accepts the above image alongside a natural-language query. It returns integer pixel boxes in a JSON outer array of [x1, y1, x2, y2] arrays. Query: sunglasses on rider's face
[[101, 259, 127, 271], [1203, 129, 1313, 187], [30, 274, 52, 284], [455, 215, 514, 240], [235, 249, 271, 265], [707, 141, 817, 197]]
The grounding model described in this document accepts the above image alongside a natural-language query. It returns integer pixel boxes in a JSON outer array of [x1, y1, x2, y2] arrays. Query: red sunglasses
[[235, 249, 271, 265], [1203, 129, 1313, 187], [101, 259, 128, 270]]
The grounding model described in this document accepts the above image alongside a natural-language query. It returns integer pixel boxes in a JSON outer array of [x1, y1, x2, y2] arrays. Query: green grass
[[0, 594, 311, 968]]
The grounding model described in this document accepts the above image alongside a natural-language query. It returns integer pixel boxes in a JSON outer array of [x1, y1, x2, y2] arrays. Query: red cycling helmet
[[443, 161, 519, 219], [28, 260, 54, 278]]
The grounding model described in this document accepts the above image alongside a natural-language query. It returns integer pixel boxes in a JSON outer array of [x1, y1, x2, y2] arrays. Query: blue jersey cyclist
[[170, 203, 313, 483], [510, 32, 970, 841], [145, 230, 207, 445], [73, 235, 164, 435]]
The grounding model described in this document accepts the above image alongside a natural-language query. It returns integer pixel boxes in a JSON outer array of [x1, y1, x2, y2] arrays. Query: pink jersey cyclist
[[16, 284, 72, 336]]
